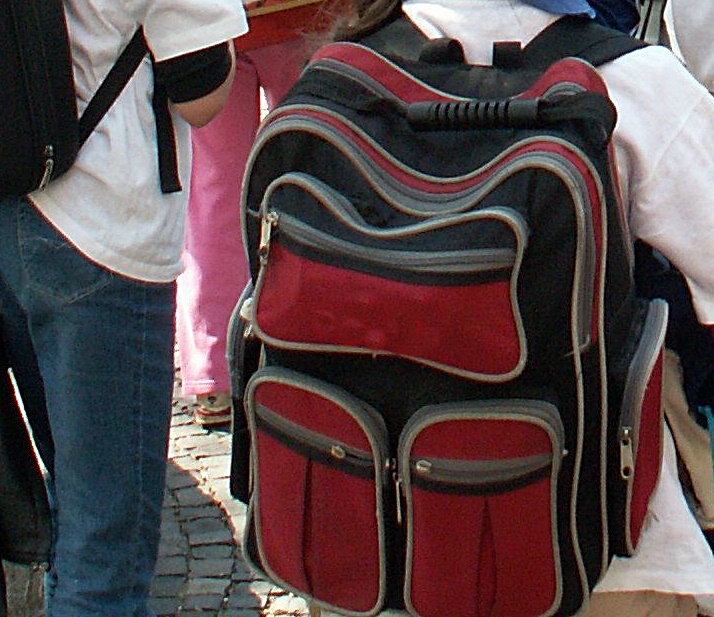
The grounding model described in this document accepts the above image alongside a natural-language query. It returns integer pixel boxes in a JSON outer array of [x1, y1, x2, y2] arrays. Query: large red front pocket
[[251, 195, 529, 383], [244, 368, 390, 616], [399, 400, 565, 617]]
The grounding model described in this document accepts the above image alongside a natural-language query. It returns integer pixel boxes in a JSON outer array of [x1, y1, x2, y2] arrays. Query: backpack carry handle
[[407, 91, 616, 139], [407, 98, 540, 130]]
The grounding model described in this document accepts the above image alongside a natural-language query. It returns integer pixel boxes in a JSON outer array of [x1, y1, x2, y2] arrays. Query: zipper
[[617, 298, 668, 480], [38, 145, 55, 190], [258, 175, 526, 276], [408, 452, 555, 491], [398, 399, 566, 495], [259, 210, 279, 265], [246, 367, 390, 476], [273, 209, 518, 274]]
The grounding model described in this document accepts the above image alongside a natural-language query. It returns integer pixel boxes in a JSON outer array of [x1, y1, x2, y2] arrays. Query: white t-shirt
[[401, 0, 714, 610], [28, 0, 248, 283], [667, 0, 714, 92]]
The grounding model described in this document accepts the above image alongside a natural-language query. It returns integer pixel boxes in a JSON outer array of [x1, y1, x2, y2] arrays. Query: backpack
[[0, 0, 179, 198], [228, 16, 664, 617], [0, 327, 51, 616]]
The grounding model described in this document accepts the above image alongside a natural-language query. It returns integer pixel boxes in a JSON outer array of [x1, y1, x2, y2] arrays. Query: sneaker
[[194, 392, 232, 427]]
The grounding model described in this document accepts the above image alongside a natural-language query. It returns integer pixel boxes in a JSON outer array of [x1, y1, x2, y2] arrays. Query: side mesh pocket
[[244, 367, 389, 616], [399, 399, 565, 617]]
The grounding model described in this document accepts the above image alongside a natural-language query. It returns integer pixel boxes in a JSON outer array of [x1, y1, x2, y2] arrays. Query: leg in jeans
[[0, 197, 175, 617]]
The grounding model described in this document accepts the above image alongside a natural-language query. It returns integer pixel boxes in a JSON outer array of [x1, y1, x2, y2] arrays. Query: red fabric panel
[[256, 245, 522, 378], [410, 417, 553, 460], [257, 431, 311, 589], [309, 48, 610, 105], [255, 380, 375, 450], [407, 417, 559, 616], [408, 482, 558, 616], [253, 380, 382, 611], [305, 464, 382, 610], [629, 349, 664, 549]]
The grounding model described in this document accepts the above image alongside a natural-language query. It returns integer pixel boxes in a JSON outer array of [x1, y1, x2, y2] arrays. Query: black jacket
[[0, 337, 51, 616]]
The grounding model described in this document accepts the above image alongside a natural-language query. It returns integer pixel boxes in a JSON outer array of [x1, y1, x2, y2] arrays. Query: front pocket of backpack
[[399, 399, 565, 617], [250, 172, 529, 382], [244, 367, 389, 616], [611, 298, 668, 555]]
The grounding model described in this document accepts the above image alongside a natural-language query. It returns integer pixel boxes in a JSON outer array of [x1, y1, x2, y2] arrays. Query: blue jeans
[[0, 197, 175, 616]]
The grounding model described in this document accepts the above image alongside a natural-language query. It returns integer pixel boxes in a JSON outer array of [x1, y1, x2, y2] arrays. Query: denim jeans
[[0, 197, 175, 617]]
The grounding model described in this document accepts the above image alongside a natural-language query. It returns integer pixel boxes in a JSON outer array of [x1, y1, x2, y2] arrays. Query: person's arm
[[153, 39, 236, 127]]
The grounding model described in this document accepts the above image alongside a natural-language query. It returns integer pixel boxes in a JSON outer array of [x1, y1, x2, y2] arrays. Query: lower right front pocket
[[399, 399, 565, 617]]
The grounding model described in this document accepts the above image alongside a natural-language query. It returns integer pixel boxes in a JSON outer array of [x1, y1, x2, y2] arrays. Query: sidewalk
[[3, 356, 308, 617]]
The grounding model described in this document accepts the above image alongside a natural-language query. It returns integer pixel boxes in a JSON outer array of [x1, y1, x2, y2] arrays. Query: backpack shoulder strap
[[77, 29, 147, 146], [520, 15, 648, 68], [359, 14, 435, 61], [78, 28, 181, 194], [361, 13, 647, 69]]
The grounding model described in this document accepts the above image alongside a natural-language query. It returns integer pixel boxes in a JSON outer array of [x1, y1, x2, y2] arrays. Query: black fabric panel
[[153, 42, 231, 103]]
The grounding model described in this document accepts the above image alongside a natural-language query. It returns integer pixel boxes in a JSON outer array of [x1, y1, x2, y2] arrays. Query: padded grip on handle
[[407, 98, 541, 130]]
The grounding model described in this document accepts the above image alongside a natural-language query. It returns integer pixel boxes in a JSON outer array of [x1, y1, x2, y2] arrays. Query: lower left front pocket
[[243, 367, 390, 617]]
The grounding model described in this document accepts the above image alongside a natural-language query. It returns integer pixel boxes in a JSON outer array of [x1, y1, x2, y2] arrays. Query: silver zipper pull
[[38, 145, 55, 190], [619, 426, 634, 480], [259, 210, 279, 264], [392, 464, 403, 525], [239, 298, 255, 339]]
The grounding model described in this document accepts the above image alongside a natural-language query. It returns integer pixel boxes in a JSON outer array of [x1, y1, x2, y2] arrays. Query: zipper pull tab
[[259, 210, 278, 264], [619, 426, 634, 480], [38, 145, 55, 190], [392, 462, 403, 525], [239, 297, 255, 339]]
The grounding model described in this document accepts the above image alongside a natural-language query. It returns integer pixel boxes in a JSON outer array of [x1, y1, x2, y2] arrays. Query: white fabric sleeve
[[142, 0, 248, 62], [600, 45, 714, 324], [666, 0, 714, 92]]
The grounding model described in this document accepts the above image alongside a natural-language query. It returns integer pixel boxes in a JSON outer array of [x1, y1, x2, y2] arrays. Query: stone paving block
[[193, 442, 231, 458], [175, 486, 215, 508], [223, 583, 265, 609], [166, 468, 201, 490], [175, 432, 223, 451], [231, 557, 255, 582], [173, 454, 206, 473], [149, 595, 183, 617], [188, 557, 234, 578], [185, 516, 234, 546], [218, 609, 262, 617], [154, 555, 188, 577], [179, 504, 221, 521], [191, 543, 235, 560], [180, 594, 226, 611]]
